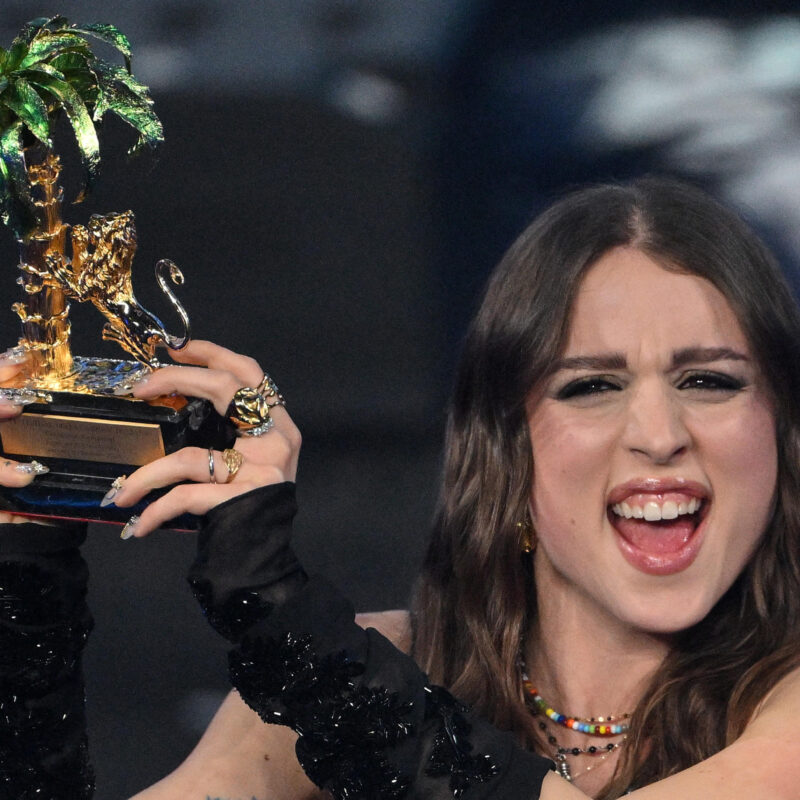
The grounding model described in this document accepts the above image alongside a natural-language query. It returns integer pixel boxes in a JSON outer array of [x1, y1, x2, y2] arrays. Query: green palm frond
[[0, 16, 163, 236], [90, 61, 161, 155], [19, 32, 92, 70], [5, 17, 69, 71], [18, 16, 69, 45], [49, 52, 101, 100], [24, 63, 100, 186], [4, 77, 50, 145], [0, 123, 35, 235], [70, 23, 132, 72]]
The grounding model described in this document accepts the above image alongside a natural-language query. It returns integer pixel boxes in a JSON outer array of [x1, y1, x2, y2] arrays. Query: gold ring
[[222, 448, 244, 482], [226, 387, 274, 436]]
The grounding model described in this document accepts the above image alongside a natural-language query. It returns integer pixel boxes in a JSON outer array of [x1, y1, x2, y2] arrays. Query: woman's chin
[[604, 583, 719, 637]]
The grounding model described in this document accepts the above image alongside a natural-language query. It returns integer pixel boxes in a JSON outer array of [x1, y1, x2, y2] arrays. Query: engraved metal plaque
[[0, 413, 166, 466]]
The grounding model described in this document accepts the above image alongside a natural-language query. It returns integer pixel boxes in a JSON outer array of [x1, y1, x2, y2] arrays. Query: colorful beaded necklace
[[536, 718, 625, 757], [521, 671, 631, 736]]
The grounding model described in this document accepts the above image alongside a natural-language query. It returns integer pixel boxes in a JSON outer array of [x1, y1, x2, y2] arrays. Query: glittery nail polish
[[0, 388, 42, 406], [0, 346, 28, 365], [14, 460, 49, 476], [120, 515, 140, 540], [112, 372, 151, 396], [101, 475, 127, 507]]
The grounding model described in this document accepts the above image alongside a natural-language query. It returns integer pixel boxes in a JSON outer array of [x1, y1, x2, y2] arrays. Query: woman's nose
[[621, 383, 691, 464]]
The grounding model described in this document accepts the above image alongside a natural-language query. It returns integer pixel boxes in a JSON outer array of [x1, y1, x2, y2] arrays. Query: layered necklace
[[521, 670, 630, 783]]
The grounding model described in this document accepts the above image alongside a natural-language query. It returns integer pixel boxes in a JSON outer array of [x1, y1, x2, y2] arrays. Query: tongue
[[612, 516, 697, 554]]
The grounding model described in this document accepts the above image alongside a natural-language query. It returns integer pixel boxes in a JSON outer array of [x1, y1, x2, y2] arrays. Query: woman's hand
[[0, 347, 51, 524], [109, 340, 301, 538]]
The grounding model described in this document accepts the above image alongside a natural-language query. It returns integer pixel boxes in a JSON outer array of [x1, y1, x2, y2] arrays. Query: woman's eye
[[677, 371, 744, 392], [556, 377, 621, 400]]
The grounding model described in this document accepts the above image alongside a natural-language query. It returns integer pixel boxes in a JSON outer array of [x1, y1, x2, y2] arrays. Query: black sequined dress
[[188, 482, 554, 799], [0, 520, 94, 799]]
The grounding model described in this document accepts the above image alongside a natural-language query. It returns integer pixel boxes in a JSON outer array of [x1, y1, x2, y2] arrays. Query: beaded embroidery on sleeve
[[191, 575, 500, 799], [0, 559, 94, 798], [189, 484, 553, 800]]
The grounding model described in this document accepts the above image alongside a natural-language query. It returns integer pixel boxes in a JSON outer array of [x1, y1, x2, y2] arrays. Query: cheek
[[528, 410, 615, 524], [700, 397, 777, 511], [688, 396, 778, 575]]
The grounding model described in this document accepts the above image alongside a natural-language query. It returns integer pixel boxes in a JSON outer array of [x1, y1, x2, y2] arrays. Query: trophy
[[0, 17, 230, 526]]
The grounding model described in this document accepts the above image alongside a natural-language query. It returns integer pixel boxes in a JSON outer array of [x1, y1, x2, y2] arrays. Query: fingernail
[[120, 515, 140, 540], [112, 372, 151, 397], [0, 387, 50, 406], [101, 475, 127, 507], [0, 346, 28, 365], [14, 460, 49, 476]]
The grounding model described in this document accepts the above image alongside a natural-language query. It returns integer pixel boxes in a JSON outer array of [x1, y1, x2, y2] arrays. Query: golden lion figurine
[[45, 210, 190, 366]]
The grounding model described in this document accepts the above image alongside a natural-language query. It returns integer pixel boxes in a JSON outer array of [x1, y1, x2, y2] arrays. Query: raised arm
[[115, 342, 556, 800]]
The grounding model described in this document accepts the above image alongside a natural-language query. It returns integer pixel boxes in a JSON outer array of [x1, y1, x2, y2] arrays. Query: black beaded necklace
[[534, 717, 625, 782]]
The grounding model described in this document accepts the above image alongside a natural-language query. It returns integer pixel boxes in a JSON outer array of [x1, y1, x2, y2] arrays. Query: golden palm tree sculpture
[[0, 16, 163, 387]]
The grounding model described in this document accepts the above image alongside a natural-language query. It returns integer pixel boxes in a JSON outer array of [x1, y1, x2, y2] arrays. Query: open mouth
[[607, 492, 709, 575]]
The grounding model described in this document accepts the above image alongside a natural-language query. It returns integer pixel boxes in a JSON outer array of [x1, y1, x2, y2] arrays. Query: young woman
[[6, 177, 800, 798], [123, 177, 800, 799]]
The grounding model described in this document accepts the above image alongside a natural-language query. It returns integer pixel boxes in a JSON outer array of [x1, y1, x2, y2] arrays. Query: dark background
[[2, 1, 800, 796]]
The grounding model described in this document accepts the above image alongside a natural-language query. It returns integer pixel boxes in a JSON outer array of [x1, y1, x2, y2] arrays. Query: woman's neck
[[525, 573, 671, 718]]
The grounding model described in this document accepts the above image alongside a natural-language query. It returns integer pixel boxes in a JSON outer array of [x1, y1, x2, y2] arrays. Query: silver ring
[[257, 372, 286, 406], [208, 447, 217, 483], [240, 417, 275, 437]]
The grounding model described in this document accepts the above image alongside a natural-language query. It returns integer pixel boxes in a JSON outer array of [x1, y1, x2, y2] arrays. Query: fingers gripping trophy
[[0, 17, 230, 527]]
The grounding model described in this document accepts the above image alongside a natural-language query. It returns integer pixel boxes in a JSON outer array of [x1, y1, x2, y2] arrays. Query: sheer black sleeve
[[0, 520, 94, 799], [188, 483, 553, 800]]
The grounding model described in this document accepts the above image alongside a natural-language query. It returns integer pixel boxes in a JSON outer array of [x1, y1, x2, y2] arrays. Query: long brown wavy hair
[[411, 177, 800, 797]]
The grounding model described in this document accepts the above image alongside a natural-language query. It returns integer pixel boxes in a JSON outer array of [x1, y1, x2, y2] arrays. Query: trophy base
[[0, 357, 233, 529]]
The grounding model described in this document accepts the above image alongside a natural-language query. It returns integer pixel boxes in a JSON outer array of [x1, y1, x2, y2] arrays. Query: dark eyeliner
[[678, 370, 745, 391], [555, 376, 621, 400]]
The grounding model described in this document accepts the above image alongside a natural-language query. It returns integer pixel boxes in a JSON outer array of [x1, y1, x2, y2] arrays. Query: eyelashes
[[554, 371, 747, 401], [556, 376, 620, 400], [676, 371, 745, 392]]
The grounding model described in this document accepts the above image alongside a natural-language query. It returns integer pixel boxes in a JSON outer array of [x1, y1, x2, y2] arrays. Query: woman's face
[[527, 246, 777, 634]]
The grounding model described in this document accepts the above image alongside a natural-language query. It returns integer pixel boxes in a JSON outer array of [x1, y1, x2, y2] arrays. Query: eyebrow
[[671, 347, 749, 369], [552, 347, 750, 373], [553, 353, 626, 371]]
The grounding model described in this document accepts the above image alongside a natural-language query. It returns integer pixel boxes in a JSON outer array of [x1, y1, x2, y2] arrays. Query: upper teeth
[[612, 498, 701, 521]]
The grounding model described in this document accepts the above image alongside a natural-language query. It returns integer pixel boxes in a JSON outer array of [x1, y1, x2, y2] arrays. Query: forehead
[[565, 247, 751, 356]]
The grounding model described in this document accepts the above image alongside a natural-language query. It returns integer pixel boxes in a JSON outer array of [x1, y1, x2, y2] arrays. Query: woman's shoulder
[[355, 609, 412, 654], [749, 661, 800, 725]]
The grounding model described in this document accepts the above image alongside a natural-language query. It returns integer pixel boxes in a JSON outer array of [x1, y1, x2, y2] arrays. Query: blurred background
[[2, 1, 800, 796]]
